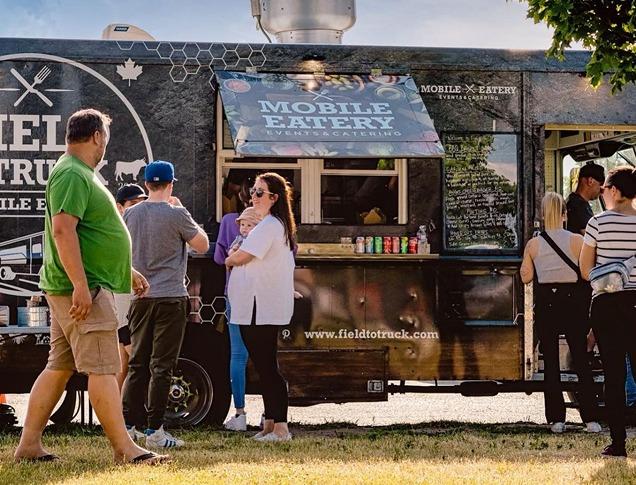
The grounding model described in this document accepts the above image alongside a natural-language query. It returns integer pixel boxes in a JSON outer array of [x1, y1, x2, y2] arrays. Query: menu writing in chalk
[[443, 133, 519, 251]]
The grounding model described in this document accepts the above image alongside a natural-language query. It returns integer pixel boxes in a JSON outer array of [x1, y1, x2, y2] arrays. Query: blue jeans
[[626, 354, 636, 406], [227, 302, 248, 409]]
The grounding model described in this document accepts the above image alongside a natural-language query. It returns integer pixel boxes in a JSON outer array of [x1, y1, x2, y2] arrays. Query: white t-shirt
[[227, 215, 295, 325], [113, 292, 132, 329]]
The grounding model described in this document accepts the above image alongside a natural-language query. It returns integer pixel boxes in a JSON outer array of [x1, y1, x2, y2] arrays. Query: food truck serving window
[[216, 71, 444, 158], [217, 155, 406, 225]]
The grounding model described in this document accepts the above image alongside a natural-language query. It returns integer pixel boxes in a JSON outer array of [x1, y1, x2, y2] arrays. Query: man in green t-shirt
[[14, 109, 166, 465]]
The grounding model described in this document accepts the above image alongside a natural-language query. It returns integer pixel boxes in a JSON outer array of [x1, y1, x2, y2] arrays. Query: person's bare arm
[[520, 238, 537, 284], [188, 229, 209, 254], [579, 243, 597, 281], [52, 213, 91, 322], [225, 249, 255, 267], [169, 196, 209, 254], [131, 268, 150, 297], [570, 233, 584, 260]]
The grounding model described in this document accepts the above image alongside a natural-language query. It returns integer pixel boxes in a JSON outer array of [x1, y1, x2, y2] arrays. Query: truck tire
[[164, 358, 214, 427], [202, 361, 231, 427], [0, 403, 18, 429], [49, 390, 78, 424], [179, 322, 232, 427]]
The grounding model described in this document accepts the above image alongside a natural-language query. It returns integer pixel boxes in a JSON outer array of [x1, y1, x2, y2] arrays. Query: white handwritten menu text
[[443, 133, 519, 250]]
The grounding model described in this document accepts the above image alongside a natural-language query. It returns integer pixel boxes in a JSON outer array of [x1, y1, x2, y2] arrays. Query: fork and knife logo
[[11, 66, 53, 107], [0, 65, 72, 107]]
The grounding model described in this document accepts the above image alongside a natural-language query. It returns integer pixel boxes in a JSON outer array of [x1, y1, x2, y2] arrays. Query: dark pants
[[536, 283, 598, 424], [122, 297, 188, 430], [591, 291, 636, 447], [239, 303, 288, 423]]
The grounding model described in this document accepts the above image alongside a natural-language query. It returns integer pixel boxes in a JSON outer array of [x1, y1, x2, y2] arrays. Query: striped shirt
[[584, 211, 636, 286]]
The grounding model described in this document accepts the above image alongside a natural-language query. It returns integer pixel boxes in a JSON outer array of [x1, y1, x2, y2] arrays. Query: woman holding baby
[[225, 172, 296, 442]]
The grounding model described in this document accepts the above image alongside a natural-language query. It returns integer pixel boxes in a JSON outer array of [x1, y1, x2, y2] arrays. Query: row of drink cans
[[354, 236, 418, 254]]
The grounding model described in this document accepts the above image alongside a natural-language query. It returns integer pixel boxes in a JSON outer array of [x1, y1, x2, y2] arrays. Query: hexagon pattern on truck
[[116, 41, 267, 85]]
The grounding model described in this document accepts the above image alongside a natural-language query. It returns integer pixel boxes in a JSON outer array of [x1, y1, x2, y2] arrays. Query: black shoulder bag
[[535, 231, 592, 315]]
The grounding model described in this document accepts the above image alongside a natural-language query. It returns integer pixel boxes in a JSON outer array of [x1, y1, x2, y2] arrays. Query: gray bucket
[[17, 306, 49, 327]]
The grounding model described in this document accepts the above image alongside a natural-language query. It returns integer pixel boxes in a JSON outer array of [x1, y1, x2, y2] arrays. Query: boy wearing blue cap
[[122, 160, 209, 449]]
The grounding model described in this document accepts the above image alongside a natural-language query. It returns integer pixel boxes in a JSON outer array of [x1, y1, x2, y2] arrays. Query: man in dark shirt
[[566, 162, 605, 234]]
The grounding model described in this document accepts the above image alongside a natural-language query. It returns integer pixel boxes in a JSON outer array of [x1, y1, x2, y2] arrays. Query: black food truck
[[1, 30, 636, 427]]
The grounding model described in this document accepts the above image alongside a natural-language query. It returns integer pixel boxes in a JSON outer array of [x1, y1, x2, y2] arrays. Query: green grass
[[1, 422, 636, 484]]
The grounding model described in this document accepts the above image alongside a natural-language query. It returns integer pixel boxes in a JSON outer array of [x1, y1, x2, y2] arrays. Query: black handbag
[[534, 231, 591, 314]]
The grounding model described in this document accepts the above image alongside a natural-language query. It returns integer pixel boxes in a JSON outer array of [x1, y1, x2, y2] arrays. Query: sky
[[0, 0, 584, 51]]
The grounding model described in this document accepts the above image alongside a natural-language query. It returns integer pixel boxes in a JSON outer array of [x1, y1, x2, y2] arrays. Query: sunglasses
[[249, 187, 275, 198]]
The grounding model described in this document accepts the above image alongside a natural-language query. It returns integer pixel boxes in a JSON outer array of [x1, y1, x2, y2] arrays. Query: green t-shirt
[[39, 154, 132, 295]]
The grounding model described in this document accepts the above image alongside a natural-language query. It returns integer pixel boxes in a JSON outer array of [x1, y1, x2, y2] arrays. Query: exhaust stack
[[252, 0, 356, 44]]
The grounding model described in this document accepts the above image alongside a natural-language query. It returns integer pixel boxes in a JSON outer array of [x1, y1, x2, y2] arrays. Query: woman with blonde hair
[[521, 191, 600, 433]]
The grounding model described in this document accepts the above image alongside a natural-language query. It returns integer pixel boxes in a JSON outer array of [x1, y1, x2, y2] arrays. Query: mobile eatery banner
[[216, 71, 444, 158]]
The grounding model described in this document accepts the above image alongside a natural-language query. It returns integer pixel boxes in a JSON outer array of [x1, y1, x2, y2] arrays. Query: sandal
[[130, 451, 170, 465], [17, 453, 59, 462]]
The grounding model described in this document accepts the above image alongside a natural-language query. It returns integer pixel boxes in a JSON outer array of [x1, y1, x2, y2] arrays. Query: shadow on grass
[[1, 421, 635, 484], [587, 460, 636, 484]]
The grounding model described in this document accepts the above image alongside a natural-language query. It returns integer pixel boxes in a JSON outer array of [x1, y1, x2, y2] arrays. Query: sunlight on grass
[[1, 424, 636, 484], [32, 459, 636, 485]]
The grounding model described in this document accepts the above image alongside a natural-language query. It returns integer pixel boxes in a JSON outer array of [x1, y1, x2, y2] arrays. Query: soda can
[[400, 236, 408, 254], [365, 236, 374, 254], [355, 236, 365, 254], [408, 236, 418, 254], [374, 236, 383, 254], [392, 236, 400, 254], [383, 236, 392, 254]]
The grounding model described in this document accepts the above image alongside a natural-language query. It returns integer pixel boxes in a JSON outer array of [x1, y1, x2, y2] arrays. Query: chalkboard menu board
[[443, 134, 519, 251]]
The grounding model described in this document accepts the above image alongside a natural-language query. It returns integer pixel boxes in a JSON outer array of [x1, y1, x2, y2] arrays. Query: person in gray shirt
[[121, 160, 209, 449]]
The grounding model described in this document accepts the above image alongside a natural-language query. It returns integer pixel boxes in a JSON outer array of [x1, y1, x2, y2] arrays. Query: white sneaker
[[145, 425, 185, 449], [255, 432, 292, 443], [586, 421, 602, 433], [252, 430, 267, 440], [126, 425, 145, 442], [224, 413, 247, 431], [551, 422, 566, 433]]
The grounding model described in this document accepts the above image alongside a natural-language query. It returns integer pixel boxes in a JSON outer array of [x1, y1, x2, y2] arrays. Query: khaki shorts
[[45, 288, 120, 375]]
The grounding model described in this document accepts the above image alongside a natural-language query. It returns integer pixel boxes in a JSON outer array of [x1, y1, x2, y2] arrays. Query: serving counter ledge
[[0, 326, 50, 334], [295, 254, 440, 262]]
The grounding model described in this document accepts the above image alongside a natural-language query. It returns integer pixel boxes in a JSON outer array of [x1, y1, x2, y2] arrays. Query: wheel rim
[[164, 358, 213, 427]]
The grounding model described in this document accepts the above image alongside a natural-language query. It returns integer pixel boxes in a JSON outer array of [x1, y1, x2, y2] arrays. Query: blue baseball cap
[[144, 160, 177, 182]]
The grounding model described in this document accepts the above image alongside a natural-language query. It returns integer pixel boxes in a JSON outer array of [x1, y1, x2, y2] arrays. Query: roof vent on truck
[[101, 23, 156, 41]]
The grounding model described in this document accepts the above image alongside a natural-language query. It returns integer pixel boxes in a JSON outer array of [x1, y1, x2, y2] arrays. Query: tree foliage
[[523, 0, 636, 93]]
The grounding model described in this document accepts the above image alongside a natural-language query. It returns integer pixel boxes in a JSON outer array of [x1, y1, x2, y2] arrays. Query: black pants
[[536, 284, 598, 424], [239, 303, 288, 423], [122, 297, 188, 430], [591, 291, 636, 447]]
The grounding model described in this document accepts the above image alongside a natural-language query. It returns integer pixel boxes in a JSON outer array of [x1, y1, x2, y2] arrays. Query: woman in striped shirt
[[581, 166, 636, 458]]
